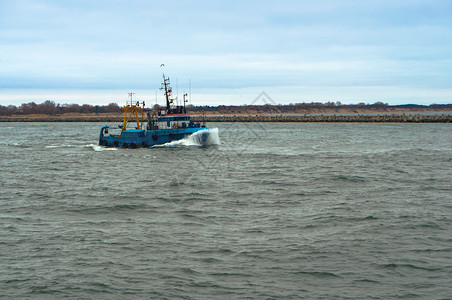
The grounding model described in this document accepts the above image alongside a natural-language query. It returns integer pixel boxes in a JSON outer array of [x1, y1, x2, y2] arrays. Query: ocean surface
[[1, 122, 451, 299]]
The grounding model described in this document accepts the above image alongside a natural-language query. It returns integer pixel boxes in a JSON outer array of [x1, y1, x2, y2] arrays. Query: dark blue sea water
[[1, 122, 451, 299]]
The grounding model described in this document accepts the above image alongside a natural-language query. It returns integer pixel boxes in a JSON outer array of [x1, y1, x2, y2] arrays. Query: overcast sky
[[0, 0, 451, 106]]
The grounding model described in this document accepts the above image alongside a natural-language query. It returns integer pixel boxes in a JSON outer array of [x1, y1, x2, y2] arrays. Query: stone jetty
[[193, 114, 452, 123], [0, 113, 451, 123]]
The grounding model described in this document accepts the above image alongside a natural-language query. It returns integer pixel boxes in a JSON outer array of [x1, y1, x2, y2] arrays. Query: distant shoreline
[[1, 111, 451, 123]]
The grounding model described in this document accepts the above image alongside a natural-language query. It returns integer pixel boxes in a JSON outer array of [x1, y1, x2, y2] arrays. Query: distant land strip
[[2, 100, 452, 122], [1, 113, 451, 123]]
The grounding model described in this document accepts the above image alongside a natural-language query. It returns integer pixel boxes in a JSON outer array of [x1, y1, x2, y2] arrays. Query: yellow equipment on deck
[[121, 93, 145, 131]]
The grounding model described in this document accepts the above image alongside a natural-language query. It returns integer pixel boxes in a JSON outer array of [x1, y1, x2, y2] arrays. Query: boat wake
[[155, 128, 220, 147], [46, 144, 118, 152], [87, 144, 118, 152]]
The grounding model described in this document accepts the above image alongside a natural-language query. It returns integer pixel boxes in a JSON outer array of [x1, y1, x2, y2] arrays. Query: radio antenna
[[189, 78, 191, 104], [176, 78, 179, 106]]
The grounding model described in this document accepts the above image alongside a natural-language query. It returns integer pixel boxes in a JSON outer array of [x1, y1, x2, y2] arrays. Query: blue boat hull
[[99, 126, 209, 148]]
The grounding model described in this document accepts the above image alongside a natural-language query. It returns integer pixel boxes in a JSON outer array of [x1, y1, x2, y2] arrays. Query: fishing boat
[[99, 74, 210, 148]]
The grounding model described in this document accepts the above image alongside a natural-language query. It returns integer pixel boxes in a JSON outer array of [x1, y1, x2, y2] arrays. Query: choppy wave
[[45, 144, 81, 149], [6, 142, 32, 148], [2, 122, 451, 299]]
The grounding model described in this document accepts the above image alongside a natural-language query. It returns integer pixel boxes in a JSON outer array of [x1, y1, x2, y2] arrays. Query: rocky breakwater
[[191, 114, 452, 123], [1, 113, 451, 123]]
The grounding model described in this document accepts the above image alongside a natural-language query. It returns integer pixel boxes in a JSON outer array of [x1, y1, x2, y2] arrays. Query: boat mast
[[161, 73, 172, 111]]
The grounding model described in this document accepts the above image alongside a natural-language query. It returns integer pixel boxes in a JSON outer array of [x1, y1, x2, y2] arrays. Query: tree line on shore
[[0, 101, 122, 115], [0, 100, 451, 116]]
